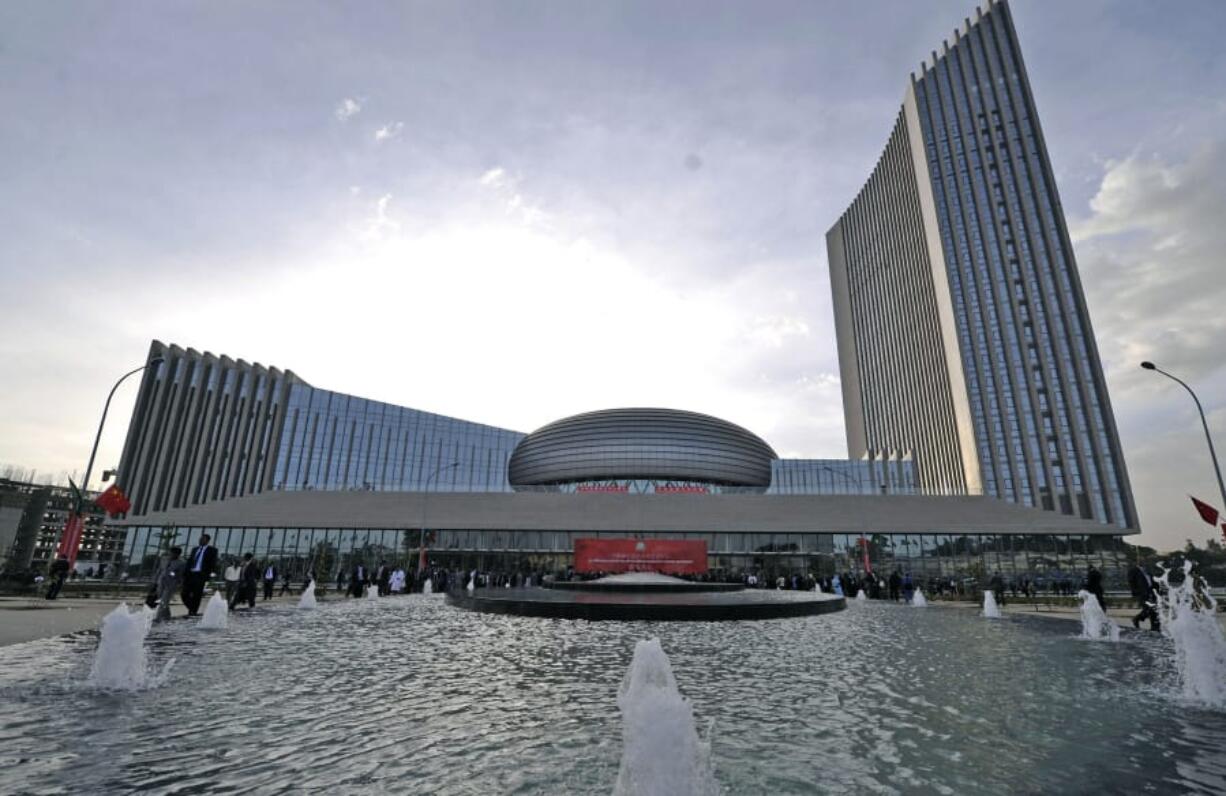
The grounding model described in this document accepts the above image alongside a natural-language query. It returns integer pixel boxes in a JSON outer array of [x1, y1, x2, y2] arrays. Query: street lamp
[[418, 460, 461, 576], [58, 356, 164, 566], [1140, 361, 1226, 511]]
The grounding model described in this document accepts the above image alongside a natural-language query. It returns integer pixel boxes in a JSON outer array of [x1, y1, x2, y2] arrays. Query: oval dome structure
[[508, 408, 777, 489]]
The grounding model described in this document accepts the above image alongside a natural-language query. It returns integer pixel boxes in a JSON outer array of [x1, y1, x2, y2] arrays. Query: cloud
[[479, 167, 506, 187], [373, 121, 404, 142], [334, 97, 362, 122], [353, 193, 400, 241], [1071, 142, 1226, 383], [1070, 140, 1226, 548]]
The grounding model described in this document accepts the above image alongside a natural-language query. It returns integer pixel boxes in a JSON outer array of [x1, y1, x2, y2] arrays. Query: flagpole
[[1141, 361, 1226, 512], [57, 356, 163, 566], [417, 460, 461, 581]]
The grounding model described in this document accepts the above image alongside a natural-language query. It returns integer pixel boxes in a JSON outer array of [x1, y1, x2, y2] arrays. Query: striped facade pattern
[[508, 408, 777, 488], [827, 0, 1136, 528], [827, 110, 971, 496], [270, 385, 523, 494], [768, 455, 917, 496], [117, 342, 299, 516], [117, 342, 526, 518]]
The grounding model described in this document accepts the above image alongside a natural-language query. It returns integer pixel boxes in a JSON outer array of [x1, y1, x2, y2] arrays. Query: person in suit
[[228, 552, 260, 611], [1085, 564, 1106, 612], [181, 534, 218, 616], [262, 563, 277, 601], [349, 563, 367, 598], [1129, 563, 1160, 631], [376, 561, 391, 596], [45, 554, 70, 600], [156, 547, 186, 621]]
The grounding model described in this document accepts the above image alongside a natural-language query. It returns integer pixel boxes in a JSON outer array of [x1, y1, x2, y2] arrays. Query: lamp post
[[1140, 361, 1226, 511], [418, 461, 461, 577], [57, 356, 164, 567]]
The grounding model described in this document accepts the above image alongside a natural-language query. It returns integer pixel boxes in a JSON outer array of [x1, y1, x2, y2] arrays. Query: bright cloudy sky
[[1, 1, 1224, 552]]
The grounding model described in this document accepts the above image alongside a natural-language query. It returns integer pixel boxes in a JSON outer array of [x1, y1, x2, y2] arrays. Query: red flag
[[55, 514, 85, 568], [95, 485, 131, 517], [1190, 495, 1220, 526]]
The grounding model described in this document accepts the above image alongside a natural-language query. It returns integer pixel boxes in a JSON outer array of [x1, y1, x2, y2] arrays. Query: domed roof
[[508, 408, 777, 488]]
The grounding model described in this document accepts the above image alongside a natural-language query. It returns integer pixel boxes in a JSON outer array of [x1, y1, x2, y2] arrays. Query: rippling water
[[0, 597, 1223, 794]]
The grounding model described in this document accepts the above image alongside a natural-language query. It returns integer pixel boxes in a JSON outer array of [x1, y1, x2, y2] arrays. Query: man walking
[[182, 534, 218, 616], [888, 569, 901, 602], [262, 562, 277, 601], [45, 554, 70, 600], [223, 559, 241, 603], [229, 552, 259, 611], [988, 570, 1006, 608], [349, 562, 367, 598], [155, 546, 186, 621], [1085, 564, 1106, 612], [1128, 562, 1160, 631]]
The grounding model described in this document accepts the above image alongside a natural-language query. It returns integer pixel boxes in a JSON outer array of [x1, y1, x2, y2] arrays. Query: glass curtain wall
[[121, 526, 1131, 588]]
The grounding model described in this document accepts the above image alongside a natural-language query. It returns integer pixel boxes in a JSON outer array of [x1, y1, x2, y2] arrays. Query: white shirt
[[265, 566, 274, 579], [224, 565, 241, 582]]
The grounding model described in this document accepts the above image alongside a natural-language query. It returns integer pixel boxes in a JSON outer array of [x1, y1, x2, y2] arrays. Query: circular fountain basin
[[543, 572, 744, 593], [447, 573, 844, 620]]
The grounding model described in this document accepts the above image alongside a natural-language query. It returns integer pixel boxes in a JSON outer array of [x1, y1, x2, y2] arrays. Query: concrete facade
[[827, 0, 1137, 529]]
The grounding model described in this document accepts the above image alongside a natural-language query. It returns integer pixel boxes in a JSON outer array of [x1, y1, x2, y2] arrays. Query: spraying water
[[855, 589, 867, 602], [198, 592, 228, 630], [466, 576, 475, 593], [366, 584, 379, 601], [423, 578, 433, 595], [298, 579, 317, 609], [983, 591, 1002, 619], [813, 581, 822, 594], [912, 589, 928, 608], [89, 603, 156, 690], [1076, 590, 1119, 642], [1154, 561, 1226, 707], [613, 638, 718, 796]]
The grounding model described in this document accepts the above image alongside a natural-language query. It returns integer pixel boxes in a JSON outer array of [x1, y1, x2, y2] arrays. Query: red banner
[[574, 538, 708, 574], [55, 513, 85, 569]]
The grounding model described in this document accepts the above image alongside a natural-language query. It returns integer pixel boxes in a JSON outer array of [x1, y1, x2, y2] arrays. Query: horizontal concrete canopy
[[118, 490, 1129, 536]]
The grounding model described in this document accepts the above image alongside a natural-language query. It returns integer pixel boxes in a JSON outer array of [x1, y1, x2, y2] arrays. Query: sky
[[1, 0, 1224, 552]]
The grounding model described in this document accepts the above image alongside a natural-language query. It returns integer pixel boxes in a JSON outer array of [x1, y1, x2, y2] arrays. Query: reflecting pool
[[0, 597, 1223, 794]]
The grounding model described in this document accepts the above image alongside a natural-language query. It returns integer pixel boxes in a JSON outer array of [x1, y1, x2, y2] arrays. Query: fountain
[[88, 603, 156, 690], [423, 578, 433, 595], [983, 590, 1002, 619], [613, 638, 718, 796], [911, 589, 928, 607], [1155, 561, 1226, 707], [298, 579, 317, 609], [855, 589, 867, 602], [198, 592, 229, 630], [448, 572, 844, 621], [1076, 590, 1119, 642], [466, 576, 475, 593]]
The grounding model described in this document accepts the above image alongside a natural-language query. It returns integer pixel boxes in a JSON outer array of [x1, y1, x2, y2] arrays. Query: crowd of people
[[129, 535, 1201, 632]]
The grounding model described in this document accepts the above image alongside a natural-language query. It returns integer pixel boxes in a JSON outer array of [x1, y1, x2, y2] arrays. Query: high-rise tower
[[827, 0, 1136, 528]]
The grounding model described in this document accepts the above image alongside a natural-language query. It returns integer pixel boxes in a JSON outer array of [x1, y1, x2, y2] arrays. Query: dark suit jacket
[[186, 545, 218, 577], [240, 561, 260, 585], [1128, 566, 1154, 598]]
